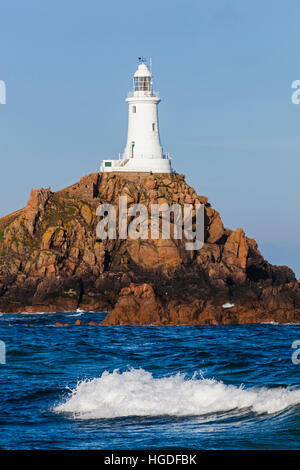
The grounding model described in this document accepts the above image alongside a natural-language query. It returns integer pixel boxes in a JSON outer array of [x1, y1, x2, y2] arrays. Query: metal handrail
[[127, 90, 159, 98]]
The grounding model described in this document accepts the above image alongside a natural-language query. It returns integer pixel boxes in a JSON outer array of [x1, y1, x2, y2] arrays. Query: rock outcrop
[[0, 171, 299, 324]]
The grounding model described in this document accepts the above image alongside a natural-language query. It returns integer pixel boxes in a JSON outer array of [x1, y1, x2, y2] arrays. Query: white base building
[[100, 61, 174, 174]]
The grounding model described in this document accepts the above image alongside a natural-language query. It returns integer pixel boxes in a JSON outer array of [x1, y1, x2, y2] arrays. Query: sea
[[0, 311, 299, 450]]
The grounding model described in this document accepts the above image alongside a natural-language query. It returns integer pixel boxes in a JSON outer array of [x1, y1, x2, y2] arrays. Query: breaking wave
[[53, 368, 300, 419]]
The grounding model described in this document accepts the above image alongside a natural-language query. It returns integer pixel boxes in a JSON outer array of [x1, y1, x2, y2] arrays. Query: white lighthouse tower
[[100, 60, 173, 173]]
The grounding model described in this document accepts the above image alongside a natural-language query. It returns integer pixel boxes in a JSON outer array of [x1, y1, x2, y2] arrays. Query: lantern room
[[133, 63, 153, 95]]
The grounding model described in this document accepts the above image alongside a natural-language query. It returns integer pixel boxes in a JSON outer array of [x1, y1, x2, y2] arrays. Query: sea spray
[[53, 368, 300, 419]]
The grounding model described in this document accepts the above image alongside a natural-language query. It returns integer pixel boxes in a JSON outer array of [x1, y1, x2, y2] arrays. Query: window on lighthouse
[[134, 77, 151, 91], [132, 106, 136, 113]]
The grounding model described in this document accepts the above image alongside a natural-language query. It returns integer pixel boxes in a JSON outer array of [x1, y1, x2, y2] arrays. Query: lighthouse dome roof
[[134, 63, 152, 78]]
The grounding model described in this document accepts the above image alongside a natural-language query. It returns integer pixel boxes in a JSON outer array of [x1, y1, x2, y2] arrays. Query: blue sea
[[0, 312, 299, 450]]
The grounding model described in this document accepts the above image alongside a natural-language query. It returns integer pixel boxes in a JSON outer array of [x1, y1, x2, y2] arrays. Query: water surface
[[0, 312, 299, 449]]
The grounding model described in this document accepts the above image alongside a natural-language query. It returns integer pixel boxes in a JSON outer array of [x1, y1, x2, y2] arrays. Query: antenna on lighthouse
[[149, 57, 153, 93]]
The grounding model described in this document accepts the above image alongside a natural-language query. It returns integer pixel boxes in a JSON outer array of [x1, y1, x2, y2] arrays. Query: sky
[[0, 0, 299, 276]]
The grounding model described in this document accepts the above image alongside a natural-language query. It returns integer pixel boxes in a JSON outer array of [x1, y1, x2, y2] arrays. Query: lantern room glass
[[134, 77, 152, 92]]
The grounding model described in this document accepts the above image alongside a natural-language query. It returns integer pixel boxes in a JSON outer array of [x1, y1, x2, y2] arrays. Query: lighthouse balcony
[[127, 90, 159, 99]]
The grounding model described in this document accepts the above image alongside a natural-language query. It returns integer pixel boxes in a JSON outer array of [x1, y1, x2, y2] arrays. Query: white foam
[[53, 369, 300, 419], [74, 310, 104, 314], [20, 311, 56, 315]]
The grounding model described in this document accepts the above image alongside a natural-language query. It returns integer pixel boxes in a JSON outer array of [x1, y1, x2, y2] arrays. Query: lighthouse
[[100, 61, 174, 173]]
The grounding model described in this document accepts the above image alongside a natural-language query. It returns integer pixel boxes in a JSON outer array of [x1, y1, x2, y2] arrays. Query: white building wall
[[123, 96, 163, 160]]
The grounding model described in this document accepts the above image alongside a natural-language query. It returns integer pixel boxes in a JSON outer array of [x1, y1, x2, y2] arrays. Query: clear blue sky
[[0, 0, 299, 276]]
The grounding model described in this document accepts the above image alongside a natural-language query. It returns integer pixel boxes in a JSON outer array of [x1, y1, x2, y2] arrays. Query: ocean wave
[[53, 368, 300, 419]]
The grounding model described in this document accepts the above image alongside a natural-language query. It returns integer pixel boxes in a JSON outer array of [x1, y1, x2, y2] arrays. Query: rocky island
[[0, 171, 299, 324]]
